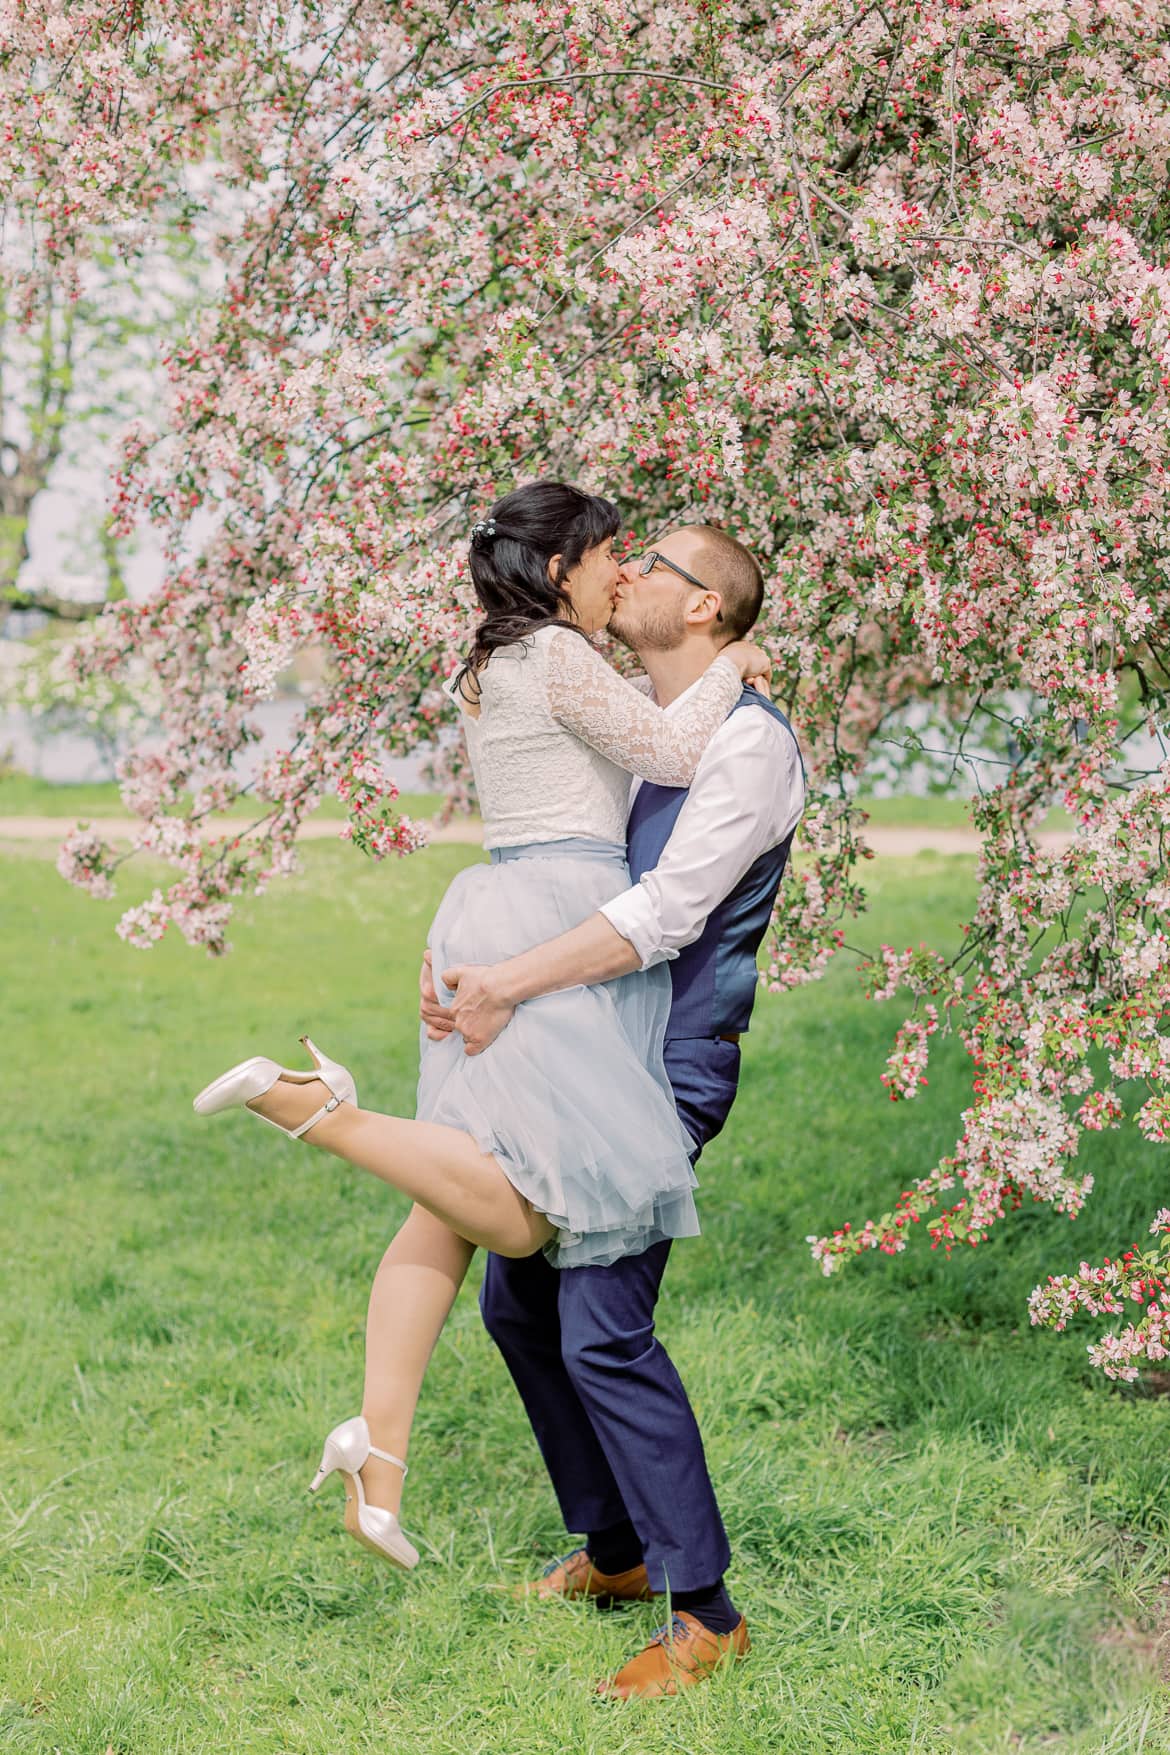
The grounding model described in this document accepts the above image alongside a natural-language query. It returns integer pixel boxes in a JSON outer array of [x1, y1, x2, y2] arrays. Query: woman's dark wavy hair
[[464, 479, 620, 675]]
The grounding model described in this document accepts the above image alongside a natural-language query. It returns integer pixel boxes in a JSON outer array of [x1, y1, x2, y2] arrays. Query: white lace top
[[444, 625, 743, 849]]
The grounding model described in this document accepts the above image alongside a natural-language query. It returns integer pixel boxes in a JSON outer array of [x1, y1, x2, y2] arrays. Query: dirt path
[[0, 814, 1074, 857]]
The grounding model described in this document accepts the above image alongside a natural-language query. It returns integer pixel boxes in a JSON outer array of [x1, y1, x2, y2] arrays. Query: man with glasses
[[420, 522, 805, 1698]]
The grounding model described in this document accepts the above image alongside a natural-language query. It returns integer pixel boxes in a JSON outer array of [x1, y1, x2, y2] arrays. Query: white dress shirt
[[598, 677, 805, 970]]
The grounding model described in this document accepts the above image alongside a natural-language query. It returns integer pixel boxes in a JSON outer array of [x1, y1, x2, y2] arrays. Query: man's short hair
[[686, 525, 764, 641]]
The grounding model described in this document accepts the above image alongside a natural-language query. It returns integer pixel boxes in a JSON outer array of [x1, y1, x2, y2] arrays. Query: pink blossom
[[9, 1, 1170, 1375], [56, 825, 116, 900]]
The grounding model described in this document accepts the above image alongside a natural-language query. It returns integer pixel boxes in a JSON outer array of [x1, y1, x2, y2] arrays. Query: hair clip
[[470, 519, 497, 548]]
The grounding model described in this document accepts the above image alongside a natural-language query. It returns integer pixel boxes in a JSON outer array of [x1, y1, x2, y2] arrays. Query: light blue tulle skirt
[[417, 838, 700, 1270]]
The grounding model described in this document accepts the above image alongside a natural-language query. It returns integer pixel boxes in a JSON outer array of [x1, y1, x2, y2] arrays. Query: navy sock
[[584, 1518, 643, 1575], [670, 1578, 740, 1636]]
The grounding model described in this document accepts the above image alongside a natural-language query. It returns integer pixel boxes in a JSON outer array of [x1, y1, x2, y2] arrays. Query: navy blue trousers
[[479, 1037, 741, 1594]]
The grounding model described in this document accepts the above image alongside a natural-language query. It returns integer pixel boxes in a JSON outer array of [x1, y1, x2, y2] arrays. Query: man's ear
[[686, 589, 723, 629], [547, 552, 563, 587]]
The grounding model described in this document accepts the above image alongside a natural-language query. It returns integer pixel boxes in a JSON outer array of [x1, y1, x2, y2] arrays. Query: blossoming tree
[[5, 1, 1170, 1373]]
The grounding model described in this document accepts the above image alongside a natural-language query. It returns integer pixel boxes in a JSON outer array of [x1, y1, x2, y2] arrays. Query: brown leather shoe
[[597, 1611, 750, 1698], [518, 1546, 652, 1605]]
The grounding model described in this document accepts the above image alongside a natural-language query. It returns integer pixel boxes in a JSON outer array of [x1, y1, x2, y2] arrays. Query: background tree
[[4, 0, 1170, 1371], [0, 277, 77, 618], [1, 213, 207, 626]]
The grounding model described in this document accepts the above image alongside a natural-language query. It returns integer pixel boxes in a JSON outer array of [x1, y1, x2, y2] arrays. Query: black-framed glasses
[[637, 551, 723, 622]]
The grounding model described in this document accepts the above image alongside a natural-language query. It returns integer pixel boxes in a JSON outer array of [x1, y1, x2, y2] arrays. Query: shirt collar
[[657, 673, 706, 716]]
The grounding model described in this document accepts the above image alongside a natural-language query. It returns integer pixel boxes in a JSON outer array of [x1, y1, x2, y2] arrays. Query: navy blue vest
[[626, 689, 802, 1043]]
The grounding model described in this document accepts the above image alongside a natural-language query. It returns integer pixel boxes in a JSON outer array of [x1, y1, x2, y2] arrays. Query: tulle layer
[[417, 839, 699, 1269]]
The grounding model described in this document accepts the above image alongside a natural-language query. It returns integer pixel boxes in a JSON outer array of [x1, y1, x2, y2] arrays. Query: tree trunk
[[1, 285, 104, 625], [0, 457, 108, 624]]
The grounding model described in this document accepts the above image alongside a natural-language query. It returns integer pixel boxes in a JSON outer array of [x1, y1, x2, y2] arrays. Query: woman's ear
[[547, 552, 564, 587]]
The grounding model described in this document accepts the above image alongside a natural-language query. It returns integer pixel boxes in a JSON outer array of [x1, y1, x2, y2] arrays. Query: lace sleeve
[[545, 629, 743, 786]]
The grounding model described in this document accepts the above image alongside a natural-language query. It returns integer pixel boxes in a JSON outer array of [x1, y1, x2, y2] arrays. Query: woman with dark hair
[[194, 479, 767, 1570]]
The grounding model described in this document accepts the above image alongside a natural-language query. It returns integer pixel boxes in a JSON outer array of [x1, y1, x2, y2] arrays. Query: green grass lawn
[[858, 793, 1072, 833], [1, 843, 1167, 1753]]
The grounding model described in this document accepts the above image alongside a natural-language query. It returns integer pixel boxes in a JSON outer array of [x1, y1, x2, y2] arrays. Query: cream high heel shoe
[[192, 1035, 356, 1138], [310, 1415, 419, 1570]]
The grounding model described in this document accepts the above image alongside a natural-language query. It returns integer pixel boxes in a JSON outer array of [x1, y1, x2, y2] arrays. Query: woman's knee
[[489, 1206, 555, 1260], [493, 1229, 547, 1260]]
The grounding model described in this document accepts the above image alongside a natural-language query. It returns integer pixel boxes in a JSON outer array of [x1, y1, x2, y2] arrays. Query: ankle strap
[[289, 1094, 341, 1140], [368, 1443, 408, 1477]]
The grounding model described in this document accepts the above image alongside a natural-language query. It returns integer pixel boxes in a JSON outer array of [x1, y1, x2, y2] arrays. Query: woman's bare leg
[[359, 1205, 475, 1516], [247, 1078, 555, 1257]]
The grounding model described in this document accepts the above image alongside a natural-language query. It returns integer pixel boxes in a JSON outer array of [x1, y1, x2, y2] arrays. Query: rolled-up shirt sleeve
[[600, 710, 804, 970]]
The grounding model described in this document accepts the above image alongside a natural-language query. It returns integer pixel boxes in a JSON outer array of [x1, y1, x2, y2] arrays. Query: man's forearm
[[493, 912, 641, 1005]]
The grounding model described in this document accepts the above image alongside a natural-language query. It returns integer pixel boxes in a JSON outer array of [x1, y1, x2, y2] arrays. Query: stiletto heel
[[299, 1036, 356, 1100], [310, 1415, 418, 1570], [192, 1039, 357, 1138]]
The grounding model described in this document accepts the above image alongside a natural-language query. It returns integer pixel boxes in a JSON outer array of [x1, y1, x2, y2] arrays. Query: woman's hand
[[721, 639, 772, 684]]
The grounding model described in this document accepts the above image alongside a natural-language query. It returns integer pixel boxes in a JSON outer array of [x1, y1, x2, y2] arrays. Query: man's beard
[[609, 598, 688, 653]]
